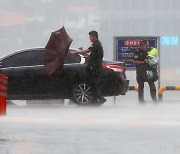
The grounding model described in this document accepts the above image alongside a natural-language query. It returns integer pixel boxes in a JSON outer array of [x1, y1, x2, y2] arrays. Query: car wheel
[[72, 82, 95, 105]]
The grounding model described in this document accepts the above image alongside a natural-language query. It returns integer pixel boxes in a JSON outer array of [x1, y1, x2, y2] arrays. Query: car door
[[0, 50, 38, 97], [0, 49, 48, 97], [0, 48, 83, 99], [34, 51, 82, 98], [16, 49, 61, 97]]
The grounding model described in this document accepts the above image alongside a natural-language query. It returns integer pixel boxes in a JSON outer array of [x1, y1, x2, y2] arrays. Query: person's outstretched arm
[[69, 49, 91, 55]]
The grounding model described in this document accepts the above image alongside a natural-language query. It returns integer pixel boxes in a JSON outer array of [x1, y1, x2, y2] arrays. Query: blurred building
[[97, 0, 180, 85], [98, 0, 180, 60]]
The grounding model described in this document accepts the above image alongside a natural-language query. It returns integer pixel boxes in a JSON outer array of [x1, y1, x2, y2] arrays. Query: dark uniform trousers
[[86, 66, 102, 100], [138, 80, 157, 102], [134, 47, 158, 103]]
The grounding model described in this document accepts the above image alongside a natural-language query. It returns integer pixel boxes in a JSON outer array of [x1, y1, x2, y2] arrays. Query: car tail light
[[103, 64, 125, 72]]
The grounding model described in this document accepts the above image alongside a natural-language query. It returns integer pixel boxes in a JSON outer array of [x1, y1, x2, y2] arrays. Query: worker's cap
[[140, 39, 148, 46]]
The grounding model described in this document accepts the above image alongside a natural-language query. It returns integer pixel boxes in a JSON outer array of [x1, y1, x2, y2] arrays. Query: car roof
[[0, 47, 80, 61]]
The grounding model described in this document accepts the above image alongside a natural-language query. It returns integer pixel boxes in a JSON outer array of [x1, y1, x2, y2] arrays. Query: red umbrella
[[45, 26, 73, 75]]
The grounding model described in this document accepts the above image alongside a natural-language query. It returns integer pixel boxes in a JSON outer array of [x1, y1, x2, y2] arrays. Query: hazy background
[[0, 0, 180, 100], [1, 2, 180, 153]]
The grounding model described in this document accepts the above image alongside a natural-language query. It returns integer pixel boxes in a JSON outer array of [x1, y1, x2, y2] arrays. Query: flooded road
[[1, 99, 180, 154]]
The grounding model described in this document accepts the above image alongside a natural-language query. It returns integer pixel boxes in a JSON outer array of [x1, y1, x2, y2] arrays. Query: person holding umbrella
[[70, 31, 106, 104]]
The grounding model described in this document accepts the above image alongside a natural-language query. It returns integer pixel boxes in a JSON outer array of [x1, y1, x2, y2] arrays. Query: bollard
[[0, 74, 8, 116]]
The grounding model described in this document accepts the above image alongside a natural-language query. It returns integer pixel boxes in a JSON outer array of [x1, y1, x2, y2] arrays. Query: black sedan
[[0, 48, 129, 105]]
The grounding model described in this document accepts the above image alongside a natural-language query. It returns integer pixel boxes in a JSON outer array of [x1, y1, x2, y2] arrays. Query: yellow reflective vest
[[148, 48, 158, 57]]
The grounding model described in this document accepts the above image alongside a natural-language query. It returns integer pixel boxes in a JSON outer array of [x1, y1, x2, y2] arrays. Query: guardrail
[[128, 85, 180, 101], [158, 86, 180, 101], [0, 74, 8, 116], [128, 86, 138, 92]]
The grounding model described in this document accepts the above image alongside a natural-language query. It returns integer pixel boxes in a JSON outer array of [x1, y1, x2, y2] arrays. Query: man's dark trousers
[[138, 81, 157, 102]]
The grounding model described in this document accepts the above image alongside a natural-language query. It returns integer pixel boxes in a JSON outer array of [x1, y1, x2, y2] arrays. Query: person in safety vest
[[133, 40, 158, 103]]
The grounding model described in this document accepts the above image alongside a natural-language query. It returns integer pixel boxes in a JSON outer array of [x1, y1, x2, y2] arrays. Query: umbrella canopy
[[45, 26, 73, 75]]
